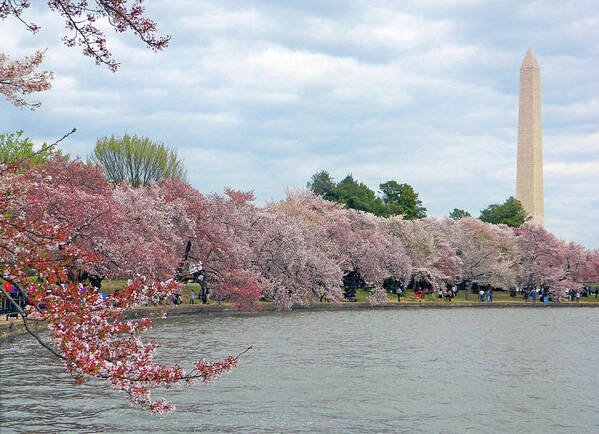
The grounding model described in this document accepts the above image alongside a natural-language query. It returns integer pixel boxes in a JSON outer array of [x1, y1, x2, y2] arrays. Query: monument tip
[[521, 47, 539, 69]]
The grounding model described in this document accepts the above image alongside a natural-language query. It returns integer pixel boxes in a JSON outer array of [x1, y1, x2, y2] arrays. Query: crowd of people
[[514, 286, 598, 303], [402, 285, 459, 303], [395, 283, 599, 304], [4, 274, 598, 317]]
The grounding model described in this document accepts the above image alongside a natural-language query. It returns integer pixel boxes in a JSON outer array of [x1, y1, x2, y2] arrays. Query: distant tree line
[[307, 170, 427, 220], [308, 170, 531, 228]]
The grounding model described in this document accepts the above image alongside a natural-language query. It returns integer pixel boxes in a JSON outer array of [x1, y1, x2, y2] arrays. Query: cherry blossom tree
[[197, 189, 265, 307], [265, 190, 411, 307], [514, 224, 579, 297], [561, 241, 590, 284], [21, 159, 235, 288], [1, 0, 169, 107], [582, 250, 599, 285], [1, 160, 245, 413], [112, 179, 207, 280], [383, 216, 460, 291], [220, 269, 263, 311], [261, 191, 347, 308], [19, 155, 123, 279], [193, 189, 340, 311], [2, 0, 169, 70], [341, 209, 411, 305], [450, 217, 521, 294], [430, 238, 463, 287], [0, 51, 53, 109]]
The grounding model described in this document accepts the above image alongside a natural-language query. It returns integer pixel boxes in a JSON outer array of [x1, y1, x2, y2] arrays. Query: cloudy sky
[[1, 0, 598, 248]]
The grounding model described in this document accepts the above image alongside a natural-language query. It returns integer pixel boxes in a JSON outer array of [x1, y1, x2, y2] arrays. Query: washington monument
[[516, 47, 544, 226]]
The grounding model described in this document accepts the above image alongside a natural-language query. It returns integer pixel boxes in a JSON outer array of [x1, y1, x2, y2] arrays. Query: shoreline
[[2, 300, 598, 341]]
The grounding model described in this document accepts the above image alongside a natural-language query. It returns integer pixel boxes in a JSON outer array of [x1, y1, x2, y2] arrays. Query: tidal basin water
[[1, 308, 598, 433]]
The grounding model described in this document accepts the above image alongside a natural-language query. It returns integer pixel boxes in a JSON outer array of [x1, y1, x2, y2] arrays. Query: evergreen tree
[[479, 196, 531, 227], [307, 170, 336, 199], [449, 208, 472, 220], [335, 174, 377, 213], [379, 180, 427, 220], [306, 171, 427, 218]]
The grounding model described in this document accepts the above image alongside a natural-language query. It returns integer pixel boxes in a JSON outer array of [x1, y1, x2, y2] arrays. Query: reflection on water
[[1, 309, 598, 433]]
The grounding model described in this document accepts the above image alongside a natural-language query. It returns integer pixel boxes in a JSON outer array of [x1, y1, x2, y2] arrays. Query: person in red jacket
[[416, 287, 423, 302]]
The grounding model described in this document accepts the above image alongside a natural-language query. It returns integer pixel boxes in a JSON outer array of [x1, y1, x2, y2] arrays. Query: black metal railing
[[1, 291, 28, 317]]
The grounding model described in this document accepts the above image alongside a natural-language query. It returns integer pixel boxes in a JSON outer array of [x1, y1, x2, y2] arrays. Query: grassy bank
[[352, 288, 599, 304], [98, 281, 599, 306]]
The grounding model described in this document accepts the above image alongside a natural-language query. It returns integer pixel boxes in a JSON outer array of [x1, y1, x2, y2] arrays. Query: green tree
[[479, 196, 531, 227], [379, 180, 427, 220], [307, 170, 336, 199], [0, 130, 56, 164], [90, 134, 186, 187], [335, 174, 381, 213], [449, 208, 472, 220]]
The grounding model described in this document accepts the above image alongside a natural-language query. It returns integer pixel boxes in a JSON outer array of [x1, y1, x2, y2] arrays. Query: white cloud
[[179, 6, 265, 32]]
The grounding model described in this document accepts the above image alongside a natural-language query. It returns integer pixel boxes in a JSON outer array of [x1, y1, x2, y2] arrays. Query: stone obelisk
[[516, 47, 544, 226]]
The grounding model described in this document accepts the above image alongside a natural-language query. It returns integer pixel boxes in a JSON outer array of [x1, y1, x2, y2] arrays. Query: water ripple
[[1, 308, 598, 432]]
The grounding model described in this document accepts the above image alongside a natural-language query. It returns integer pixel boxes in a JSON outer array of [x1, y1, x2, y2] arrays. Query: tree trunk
[[175, 239, 192, 280]]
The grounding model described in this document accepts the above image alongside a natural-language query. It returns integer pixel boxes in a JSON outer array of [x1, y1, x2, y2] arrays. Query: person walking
[[531, 288, 536, 304], [397, 288, 402, 302], [173, 293, 182, 305], [189, 288, 195, 304], [576, 291, 581, 303], [479, 289, 485, 302], [445, 289, 452, 302]]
